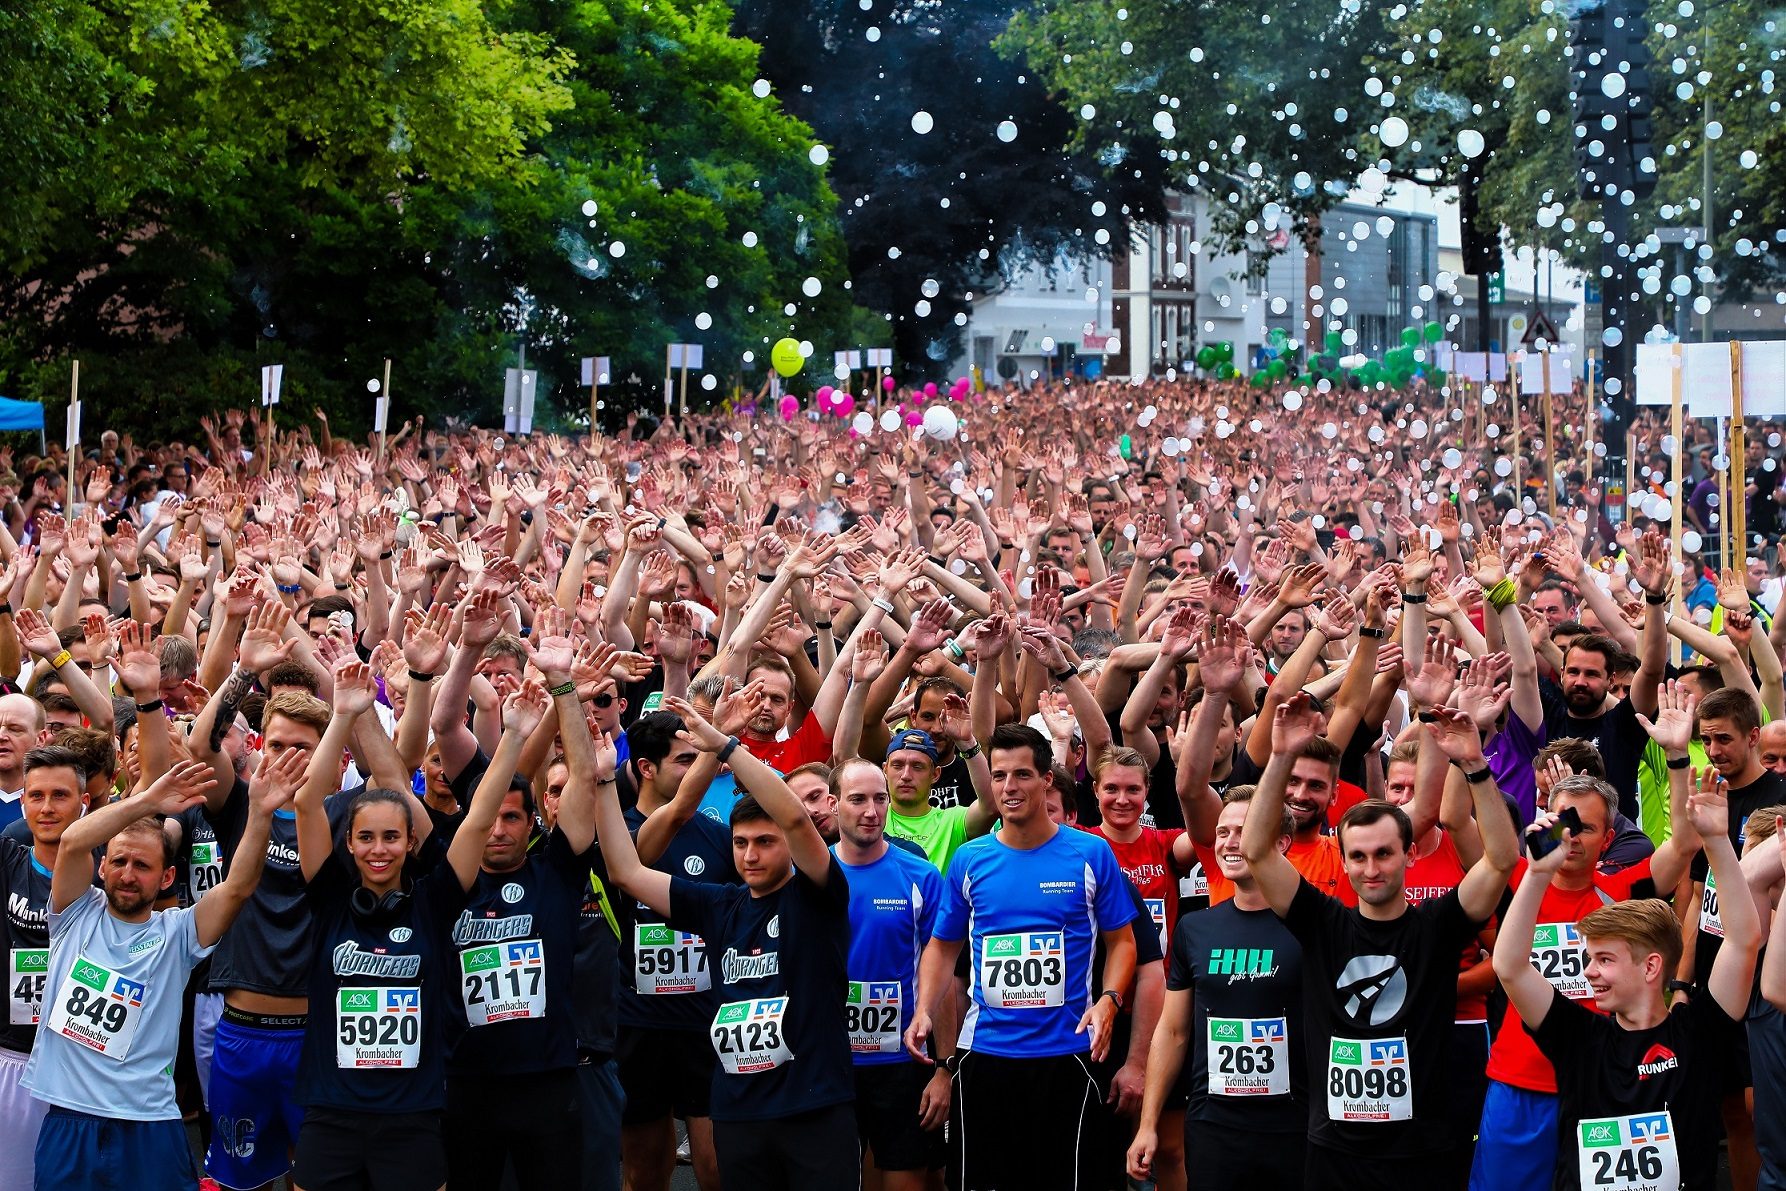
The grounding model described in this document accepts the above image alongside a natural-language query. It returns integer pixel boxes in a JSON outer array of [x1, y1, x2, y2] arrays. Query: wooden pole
[[663, 345, 674, 415], [377, 357, 392, 466], [1542, 350, 1557, 521], [1510, 359, 1524, 499], [1585, 348, 1598, 495], [1731, 340, 1747, 566], [590, 368, 599, 432], [1717, 414, 1730, 570], [678, 363, 689, 420], [66, 360, 80, 502], [1670, 342, 1685, 666]]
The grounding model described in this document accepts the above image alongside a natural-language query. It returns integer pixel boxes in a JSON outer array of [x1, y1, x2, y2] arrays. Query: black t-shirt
[[1541, 687, 1645, 821], [1689, 768, 1786, 989], [571, 843, 621, 1056], [0, 836, 52, 1054], [928, 753, 975, 810], [295, 846, 471, 1113], [444, 830, 585, 1076], [1102, 708, 1184, 831], [1170, 899, 1307, 1131], [615, 807, 738, 1031], [173, 804, 224, 909], [1531, 984, 1737, 1191], [206, 781, 355, 997], [1281, 880, 1482, 1156], [668, 857, 855, 1122], [1748, 961, 1786, 1184]]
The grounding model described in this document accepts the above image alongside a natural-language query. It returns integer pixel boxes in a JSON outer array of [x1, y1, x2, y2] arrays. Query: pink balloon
[[835, 393, 855, 416], [779, 395, 799, 420], [816, 385, 836, 412], [923, 382, 938, 398], [882, 376, 896, 391], [905, 411, 923, 427]]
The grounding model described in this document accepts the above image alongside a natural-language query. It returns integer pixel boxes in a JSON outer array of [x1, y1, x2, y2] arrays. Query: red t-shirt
[[1402, 830, 1491, 1023], [1484, 856, 1655, 1093], [740, 714, 832, 774], [1087, 824, 1187, 948], [1325, 779, 1371, 829]]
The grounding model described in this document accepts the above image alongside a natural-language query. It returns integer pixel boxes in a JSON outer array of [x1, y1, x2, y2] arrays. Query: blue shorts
[[34, 1107, 197, 1191], [204, 1016, 306, 1190], [1469, 1079, 1560, 1191]]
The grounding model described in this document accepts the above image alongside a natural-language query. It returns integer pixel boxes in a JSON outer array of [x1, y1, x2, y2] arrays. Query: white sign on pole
[[261, 364, 284, 407], [503, 368, 523, 433], [518, 371, 538, 434], [834, 350, 862, 371], [1742, 341, 1786, 416], [865, 348, 893, 368], [1678, 342, 1734, 417], [373, 397, 390, 434], [1634, 342, 1676, 406], [1456, 353, 1508, 383], [1520, 350, 1575, 395], [65, 401, 82, 451], [668, 344, 704, 370], [581, 356, 612, 386]]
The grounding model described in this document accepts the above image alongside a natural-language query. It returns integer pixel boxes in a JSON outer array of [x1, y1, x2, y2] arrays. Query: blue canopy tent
[[0, 396, 47, 452]]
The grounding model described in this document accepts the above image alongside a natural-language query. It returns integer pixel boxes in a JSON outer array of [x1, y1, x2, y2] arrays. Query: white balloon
[[880, 409, 901, 432], [922, 405, 960, 442], [852, 412, 874, 435]]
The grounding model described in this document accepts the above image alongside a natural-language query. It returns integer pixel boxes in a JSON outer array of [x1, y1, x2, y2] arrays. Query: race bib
[[335, 987, 422, 1068], [9, 948, 48, 1026], [1577, 1111, 1680, 1191], [1144, 898, 1168, 949], [1326, 1035, 1412, 1122], [460, 940, 545, 1026], [634, 925, 711, 995], [189, 841, 223, 899], [1699, 871, 1724, 939], [846, 981, 903, 1054], [979, 931, 1065, 1009], [710, 997, 793, 1074], [1207, 1016, 1290, 1097], [1531, 921, 1592, 999], [1182, 863, 1209, 900], [43, 955, 146, 1060]]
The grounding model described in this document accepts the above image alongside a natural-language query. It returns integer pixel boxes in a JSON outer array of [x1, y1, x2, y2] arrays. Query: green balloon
[[1216, 340, 1235, 363], [1392, 368, 1414, 388], [1250, 370, 1270, 388], [1120, 434, 1133, 460], [1217, 362, 1238, 380], [771, 337, 805, 377], [1429, 368, 1448, 386], [1297, 373, 1315, 386], [1424, 321, 1444, 343], [1324, 331, 1344, 354], [1267, 327, 1289, 347], [1400, 326, 1421, 348], [1196, 346, 1218, 370], [1266, 358, 1288, 379]]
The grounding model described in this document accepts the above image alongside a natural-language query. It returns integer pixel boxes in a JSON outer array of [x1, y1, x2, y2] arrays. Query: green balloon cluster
[[1195, 341, 1237, 374]]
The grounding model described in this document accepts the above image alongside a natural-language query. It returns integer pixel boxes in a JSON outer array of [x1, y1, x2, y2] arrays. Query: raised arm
[[1177, 616, 1246, 847], [1242, 694, 1320, 916], [295, 665, 370, 881], [1636, 680, 1703, 892], [1492, 820, 1572, 1030], [53, 760, 218, 914], [1428, 707, 1518, 920], [194, 748, 308, 947], [1692, 769, 1761, 1019], [448, 681, 550, 890]]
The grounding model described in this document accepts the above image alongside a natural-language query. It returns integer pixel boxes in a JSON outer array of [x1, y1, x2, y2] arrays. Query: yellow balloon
[[771, 338, 805, 377]]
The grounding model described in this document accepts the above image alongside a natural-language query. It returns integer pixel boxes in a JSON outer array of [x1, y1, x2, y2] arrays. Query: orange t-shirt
[[1403, 830, 1491, 1023], [1287, 834, 1357, 906]]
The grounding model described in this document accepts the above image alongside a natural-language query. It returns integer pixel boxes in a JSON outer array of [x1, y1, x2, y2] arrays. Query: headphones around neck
[[350, 882, 412, 923]]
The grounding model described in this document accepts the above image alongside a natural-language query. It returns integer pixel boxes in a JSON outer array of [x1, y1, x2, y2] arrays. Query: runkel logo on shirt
[[332, 941, 422, 979], [721, 949, 779, 983]]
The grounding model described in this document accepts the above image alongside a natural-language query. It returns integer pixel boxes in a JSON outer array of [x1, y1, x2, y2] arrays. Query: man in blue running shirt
[[906, 723, 1137, 1191]]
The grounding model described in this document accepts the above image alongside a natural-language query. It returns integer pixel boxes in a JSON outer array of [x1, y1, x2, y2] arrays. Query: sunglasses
[[590, 693, 615, 708]]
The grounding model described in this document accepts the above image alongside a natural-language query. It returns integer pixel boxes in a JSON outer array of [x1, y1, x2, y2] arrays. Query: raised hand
[[1686, 766, 1730, 840], [1312, 593, 1357, 641], [501, 681, 552, 737], [1425, 706, 1487, 768], [1455, 654, 1513, 732], [1403, 633, 1457, 710], [1276, 562, 1325, 610], [113, 620, 162, 697], [1197, 616, 1248, 694], [239, 601, 298, 672], [401, 604, 452, 676], [331, 659, 378, 718], [526, 606, 578, 682], [459, 590, 505, 650], [1635, 678, 1698, 756], [1631, 529, 1671, 596], [1271, 691, 1321, 756], [143, 758, 220, 816], [661, 694, 731, 751], [10, 606, 63, 660]]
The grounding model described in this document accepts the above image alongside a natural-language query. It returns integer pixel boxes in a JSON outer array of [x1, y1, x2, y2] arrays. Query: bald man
[[0, 695, 51, 831], [1761, 720, 1786, 777]]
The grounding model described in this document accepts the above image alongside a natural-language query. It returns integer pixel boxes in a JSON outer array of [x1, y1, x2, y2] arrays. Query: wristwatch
[[940, 1054, 962, 1074], [1098, 988, 1125, 1011]]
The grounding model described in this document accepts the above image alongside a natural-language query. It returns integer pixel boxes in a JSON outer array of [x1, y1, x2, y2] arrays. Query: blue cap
[[886, 729, 939, 763]]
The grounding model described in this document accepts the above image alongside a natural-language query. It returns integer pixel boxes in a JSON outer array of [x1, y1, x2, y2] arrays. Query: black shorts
[[855, 1062, 944, 1172], [1184, 1118, 1305, 1186], [712, 1102, 859, 1191], [616, 1026, 716, 1124], [952, 1051, 1102, 1191], [292, 1106, 446, 1191], [1303, 1145, 1430, 1191]]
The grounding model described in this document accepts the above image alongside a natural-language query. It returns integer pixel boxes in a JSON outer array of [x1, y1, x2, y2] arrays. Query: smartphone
[[1526, 805, 1584, 860]]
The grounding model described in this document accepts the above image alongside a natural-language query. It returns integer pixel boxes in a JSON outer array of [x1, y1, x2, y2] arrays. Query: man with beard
[[1242, 696, 1518, 1191], [1540, 531, 1670, 822], [23, 756, 293, 1190]]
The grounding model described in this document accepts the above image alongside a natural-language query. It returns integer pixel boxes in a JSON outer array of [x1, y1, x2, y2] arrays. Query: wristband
[[1486, 577, 1519, 612], [123, 571, 143, 583], [1666, 755, 1691, 770], [206, 539, 222, 548], [277, 583, 301, 594], [756, 573, 776, 584], [1400, 590, 1427, 603], [408, 670, 436, 684], [1645, 592, 1668, 606], [1098, 988, 1125, 1011], [1358, 626, 1386, 639], [872, 597, 896, 614], [134, 699, 164, 713], [927, 555, 947, 567], [946, 640, 967, 661], [334, 584, 349, 592], [48, 650, 72, 671], [814, 621, 833, 631], [379, 551, 394, 560], [716, 735, 741, 765], [547, 679, 577, 698], [958, 742, 982, 759], [0, 603, 11, 618], [1462, 766, 1493, 785], [1052, 665, 1077, 683], [1666, 979, 1694, 995], [1417, 710, 1440, 723]]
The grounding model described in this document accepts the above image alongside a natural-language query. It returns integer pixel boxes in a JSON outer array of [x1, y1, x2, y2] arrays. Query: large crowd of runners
[[1, 378, 1785, 1190]]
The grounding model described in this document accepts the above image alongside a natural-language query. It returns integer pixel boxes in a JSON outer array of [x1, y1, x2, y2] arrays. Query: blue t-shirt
[[669, 857, 855, 1122], [935, 825, 1136, 1059], [833, 843, 942, 1067], [22, 887, 214, 1120]]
